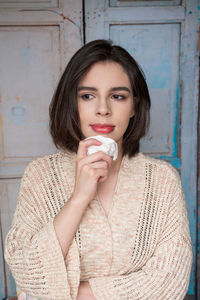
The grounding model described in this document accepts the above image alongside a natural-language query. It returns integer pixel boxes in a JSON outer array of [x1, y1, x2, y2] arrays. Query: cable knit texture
[[4, 150, 192, 300]]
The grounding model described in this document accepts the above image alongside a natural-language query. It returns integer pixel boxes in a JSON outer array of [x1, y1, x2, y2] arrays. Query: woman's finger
[[78, 150, 113, 169], [77, 138, 102, 159], [90, 160, 108, 169], [94, 168, 108, 182]]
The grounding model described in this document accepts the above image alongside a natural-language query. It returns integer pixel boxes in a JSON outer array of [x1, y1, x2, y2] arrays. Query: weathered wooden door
[[84, 0, 199, 298], [1, 0, 199, 299], [0, 1, 83, 298]]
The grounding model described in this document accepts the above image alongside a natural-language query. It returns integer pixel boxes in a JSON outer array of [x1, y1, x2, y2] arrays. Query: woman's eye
[[80, 94, 94, 100], [112, 94, 126, 100]]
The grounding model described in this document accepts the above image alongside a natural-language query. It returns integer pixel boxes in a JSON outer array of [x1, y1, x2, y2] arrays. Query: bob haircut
[[49, 39, 151, 157]]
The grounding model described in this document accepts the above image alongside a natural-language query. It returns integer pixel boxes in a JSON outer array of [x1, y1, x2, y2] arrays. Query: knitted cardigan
[[4, 150, 192, 300]]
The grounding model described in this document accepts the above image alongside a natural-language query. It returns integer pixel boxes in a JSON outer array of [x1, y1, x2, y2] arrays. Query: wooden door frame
[[196, 3, 200, 298], [84, 0, 199, 298], [0, 0, 83, 298]]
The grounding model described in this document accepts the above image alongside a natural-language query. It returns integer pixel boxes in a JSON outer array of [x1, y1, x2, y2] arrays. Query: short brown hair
[[49, 39, 151, 157]]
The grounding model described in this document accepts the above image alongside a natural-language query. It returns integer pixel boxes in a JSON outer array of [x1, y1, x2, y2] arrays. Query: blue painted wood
[[0, 216, 6, 298], [197, 4, 200, 300], [110, 0, 181, 6], [196, 2, 200, 299], [85, 0, 199, 296], [110, 23, 180, 160], [5, 264, 16, 297], [180, 0, 199, 295]]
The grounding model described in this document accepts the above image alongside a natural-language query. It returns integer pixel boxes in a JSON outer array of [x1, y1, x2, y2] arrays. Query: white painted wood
[[0, 10, 62, 25], [0, 1, 83, 179], [110, 0, 181, 6], [0, 0, 58, 9], [0, 26, 60, 158], [106, 6, 185, 22], [0, 179, 20, 296], [85, 1, 185, 42], [0, 0, 83, 297]]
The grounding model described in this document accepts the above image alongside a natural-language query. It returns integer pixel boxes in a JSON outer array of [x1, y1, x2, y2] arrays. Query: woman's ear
[[130, 108, 135, 118], [135, 96, 139, 103], [130, 96, 139, 118]]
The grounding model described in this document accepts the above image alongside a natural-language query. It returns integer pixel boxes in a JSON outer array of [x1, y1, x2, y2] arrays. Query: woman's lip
[[91, 124, 115, 133]]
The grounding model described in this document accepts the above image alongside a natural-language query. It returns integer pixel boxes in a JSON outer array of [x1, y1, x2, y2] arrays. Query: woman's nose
[[96, 98, 111, 116]]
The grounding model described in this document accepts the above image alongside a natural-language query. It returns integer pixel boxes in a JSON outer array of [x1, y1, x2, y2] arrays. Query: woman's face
[[77, 61, 135, 149]]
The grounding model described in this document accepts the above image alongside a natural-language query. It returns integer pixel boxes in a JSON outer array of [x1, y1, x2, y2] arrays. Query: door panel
[[0, 179, 20, 297], [0, 0, 83, 297], [85, 0, 199, 297], [0, 26, 60, 159], [110, 0, 181, 7], [110, 23, 180, 161], [0, 0, 58, 8]]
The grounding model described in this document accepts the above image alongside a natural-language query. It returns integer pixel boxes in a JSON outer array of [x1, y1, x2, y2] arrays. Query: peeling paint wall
[[0, 0, 83, 298], [85, 0, 199, 297]]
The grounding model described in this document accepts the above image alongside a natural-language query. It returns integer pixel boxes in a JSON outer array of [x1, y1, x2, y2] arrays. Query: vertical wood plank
[[180, 0, 199, 295], [0, 0, 83, 297], [1, 179, 21, 297], [110, 0, 181, 6], [109, 23, 180, 164], [0, 206, 6, 298], [197, 3, 200, 298], [85, 0, 199, 296]]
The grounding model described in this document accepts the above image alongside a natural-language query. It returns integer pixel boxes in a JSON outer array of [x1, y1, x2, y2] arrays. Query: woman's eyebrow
[[110, 87, 131, 93], [77, 86, 97, 91], [77, 86, 131, 93]]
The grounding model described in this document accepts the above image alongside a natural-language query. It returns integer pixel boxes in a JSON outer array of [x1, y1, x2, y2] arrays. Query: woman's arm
[[54, 138, 112, 258], [4, 159, 78, 299], [4, 139, 112, 299]]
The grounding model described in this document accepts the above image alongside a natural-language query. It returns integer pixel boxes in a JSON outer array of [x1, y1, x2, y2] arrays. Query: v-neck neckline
[[96, 154, 126, 219]]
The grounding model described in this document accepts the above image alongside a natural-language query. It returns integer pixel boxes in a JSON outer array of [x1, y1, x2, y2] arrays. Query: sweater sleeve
[[4, 159, 80, 300], [88, 172, 193, 300]]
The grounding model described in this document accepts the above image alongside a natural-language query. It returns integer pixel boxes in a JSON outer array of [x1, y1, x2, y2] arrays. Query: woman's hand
[[72, 138, 112, 205], [76, 281, 97, 300]]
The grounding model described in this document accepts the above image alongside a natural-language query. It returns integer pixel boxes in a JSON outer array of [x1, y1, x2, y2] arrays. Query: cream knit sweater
[[4, 150, 192, 300]]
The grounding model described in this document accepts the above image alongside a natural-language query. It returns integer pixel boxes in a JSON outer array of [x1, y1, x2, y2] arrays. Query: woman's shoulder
[[127, 151, 181, 182], [22, 149, 76, 177]]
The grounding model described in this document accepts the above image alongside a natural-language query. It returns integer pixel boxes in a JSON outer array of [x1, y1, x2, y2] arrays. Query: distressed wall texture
[[0, 0, 199, 299]]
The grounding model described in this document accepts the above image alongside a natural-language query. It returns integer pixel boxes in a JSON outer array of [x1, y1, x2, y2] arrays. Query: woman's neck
[[109, 148, 123, 174]]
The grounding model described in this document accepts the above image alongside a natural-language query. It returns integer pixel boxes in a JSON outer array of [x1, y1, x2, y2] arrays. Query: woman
[[5, 39, 192, 300]]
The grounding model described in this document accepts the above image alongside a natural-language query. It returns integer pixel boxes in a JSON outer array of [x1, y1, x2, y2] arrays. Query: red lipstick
[[91, 124, 115, 133]]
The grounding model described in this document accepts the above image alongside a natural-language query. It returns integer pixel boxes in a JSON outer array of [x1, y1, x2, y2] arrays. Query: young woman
[[5, 39, 192, 300]]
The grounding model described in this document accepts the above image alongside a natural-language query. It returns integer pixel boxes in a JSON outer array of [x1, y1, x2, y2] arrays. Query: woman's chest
[[96, 172, 119, 217], [76, 179, 167, 280]]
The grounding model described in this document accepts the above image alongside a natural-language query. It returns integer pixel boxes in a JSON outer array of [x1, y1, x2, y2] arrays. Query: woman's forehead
[[78, 61, 131, 87]]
